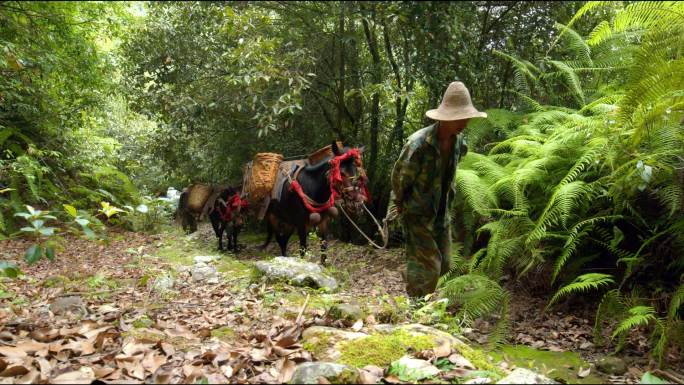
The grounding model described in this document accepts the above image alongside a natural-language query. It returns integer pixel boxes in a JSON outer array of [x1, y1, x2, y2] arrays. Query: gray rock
[[391, 356, 440, 381], [193, 255, 219, 264], [596, 356, 627, 375], [192, 264, 219, 284], [448, 353, 475, 369], [329, 303, 363, 321], [255, 257, 338, 291], [290, 362, 359, 384], [50, 296, 87, 316], [152, 273, 175, 292], [302, 326, 368, 361], [497, 368, 559, 384]]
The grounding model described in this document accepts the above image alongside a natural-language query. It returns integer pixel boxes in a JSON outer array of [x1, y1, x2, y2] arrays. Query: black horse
[[208, 186, 248, 253], [261, 142, 367, 265]]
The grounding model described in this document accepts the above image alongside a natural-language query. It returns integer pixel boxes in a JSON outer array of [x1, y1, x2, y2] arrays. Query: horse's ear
[[332, 141, 342, 156], [358, 145, 366, 154]]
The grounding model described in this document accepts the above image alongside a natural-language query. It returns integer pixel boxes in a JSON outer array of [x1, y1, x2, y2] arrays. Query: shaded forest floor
[[0, 222, 677, 383]]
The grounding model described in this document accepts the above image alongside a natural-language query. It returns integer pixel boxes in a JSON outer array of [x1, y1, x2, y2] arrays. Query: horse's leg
[[276, 228, 293, 257], [232, 223, 239, 253], [298, 225, 308, 258], [318, 217, 330, 266], [260, 221, 274, 251], [210, 214, 223, 251]]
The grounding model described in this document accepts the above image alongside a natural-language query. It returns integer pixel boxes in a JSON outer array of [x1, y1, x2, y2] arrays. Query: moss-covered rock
[[596, 356, 627, 375], [329, 303, 363, 322], [338, 329, 436, 368], [301, 326, 368, 361]]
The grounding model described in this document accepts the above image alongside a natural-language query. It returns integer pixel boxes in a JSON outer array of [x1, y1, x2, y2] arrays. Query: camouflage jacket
[[390, 123, 468, 220]]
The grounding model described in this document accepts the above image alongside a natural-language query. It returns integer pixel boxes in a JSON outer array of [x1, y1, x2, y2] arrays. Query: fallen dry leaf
[[0, 346, 28, 359], [277, 358, 296, 383], [51, 366, 96, 384], [0, 364, 29, 378], [142, 351, 167, 374], [578, 366, 591, 378], [351, 319, 363, 332]]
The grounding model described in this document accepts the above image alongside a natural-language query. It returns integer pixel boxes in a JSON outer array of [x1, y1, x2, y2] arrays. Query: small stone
[[497, 368, 559, 384], [448, 353, 475, 369], [579, 341, 594, 350], [329, 304, 363, 322], [152, 273, 175, 292], [192, 264, 219, 283], [391, 356, 440, 381], [290, 362, 359, 384], [255, 257, 338, 291], [596, 356, 627, 375], [193, 255, 219, 264], [50, 296, 87, 316]]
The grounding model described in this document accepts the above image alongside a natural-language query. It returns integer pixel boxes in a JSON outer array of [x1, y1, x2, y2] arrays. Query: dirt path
[[0, 223, 662, 383]]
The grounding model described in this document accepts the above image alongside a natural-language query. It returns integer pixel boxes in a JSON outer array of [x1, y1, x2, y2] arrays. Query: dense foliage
[[453, 1, 684, 363], [1, 0, 682, 366]]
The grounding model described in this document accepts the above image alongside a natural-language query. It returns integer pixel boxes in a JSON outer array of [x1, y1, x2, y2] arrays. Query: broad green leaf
[[24, 244, 42, 264], [75, 218, 90, 226], [81, 227, 96, 240], [0, 188, 15, 194], [0, 262, 19, 278], [14, 213, 31, 219], [26, 205, 36, 215], [31, 220, 45, 229], [63, 204, 78, 217], [45, 246, 55, 261], [39, 227, 56, 236], [136, 204, 149, 213], [640, 372, 669, 384], [20, 227, 36, 233]]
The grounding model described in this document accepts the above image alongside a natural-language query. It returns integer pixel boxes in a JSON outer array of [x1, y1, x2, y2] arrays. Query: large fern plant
[[448, 0, 684, 364]]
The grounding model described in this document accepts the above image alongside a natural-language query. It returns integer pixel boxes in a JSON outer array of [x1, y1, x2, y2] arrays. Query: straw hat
[[426, 81, 487, 121]]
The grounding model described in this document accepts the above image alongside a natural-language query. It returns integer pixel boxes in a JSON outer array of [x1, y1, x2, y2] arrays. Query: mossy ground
[[338, 329, 436, 368], [488, 344, 606, 384], [211, 326, 236, 341]]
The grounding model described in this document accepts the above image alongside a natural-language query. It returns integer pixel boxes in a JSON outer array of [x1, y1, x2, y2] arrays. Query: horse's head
[[218, 186, 248, 227], [330, 141, 369, 213]]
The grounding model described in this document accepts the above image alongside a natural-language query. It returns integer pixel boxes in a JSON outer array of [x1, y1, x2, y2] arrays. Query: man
[[390, 81, 487, 298]]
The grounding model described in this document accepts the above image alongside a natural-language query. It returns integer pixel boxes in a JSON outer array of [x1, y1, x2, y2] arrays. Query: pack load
[[243, 152, 284, 202], [308, 141, 344, 165], [185, 183, 213, 212]]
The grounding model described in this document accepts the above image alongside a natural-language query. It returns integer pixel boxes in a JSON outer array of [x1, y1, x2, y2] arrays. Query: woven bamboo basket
[[186, 183, 213, 212], [245, 153, 284, 202], [308, 141, 344, 165]]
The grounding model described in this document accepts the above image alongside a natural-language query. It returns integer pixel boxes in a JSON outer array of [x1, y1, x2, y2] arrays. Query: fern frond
[[547, 273, 615, 309], [611, 305, 657, 339], [668, 283, 684, 320]]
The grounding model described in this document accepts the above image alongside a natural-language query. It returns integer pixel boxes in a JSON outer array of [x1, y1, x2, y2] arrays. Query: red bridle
[[290, 148, 370, 214], [219, 193, 249, 222]]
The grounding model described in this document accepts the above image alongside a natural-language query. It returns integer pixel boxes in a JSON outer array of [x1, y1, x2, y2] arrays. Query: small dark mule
[[260, 142, 368, 265], [177, 184, 248, 253], [208, 186, 248, 253]]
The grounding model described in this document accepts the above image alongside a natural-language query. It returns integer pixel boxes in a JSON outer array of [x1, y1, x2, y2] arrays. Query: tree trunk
[[361, 7, 381, 182], [336, 1, 345, 138]]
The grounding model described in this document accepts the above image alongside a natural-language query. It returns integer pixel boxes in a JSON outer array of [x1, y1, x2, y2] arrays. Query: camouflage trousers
[[402, 213, 452, 298]]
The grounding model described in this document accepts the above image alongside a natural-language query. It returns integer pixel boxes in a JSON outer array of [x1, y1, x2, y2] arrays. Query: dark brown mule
[[176, 184, 247, 252], [260, 142, 368, 265]]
